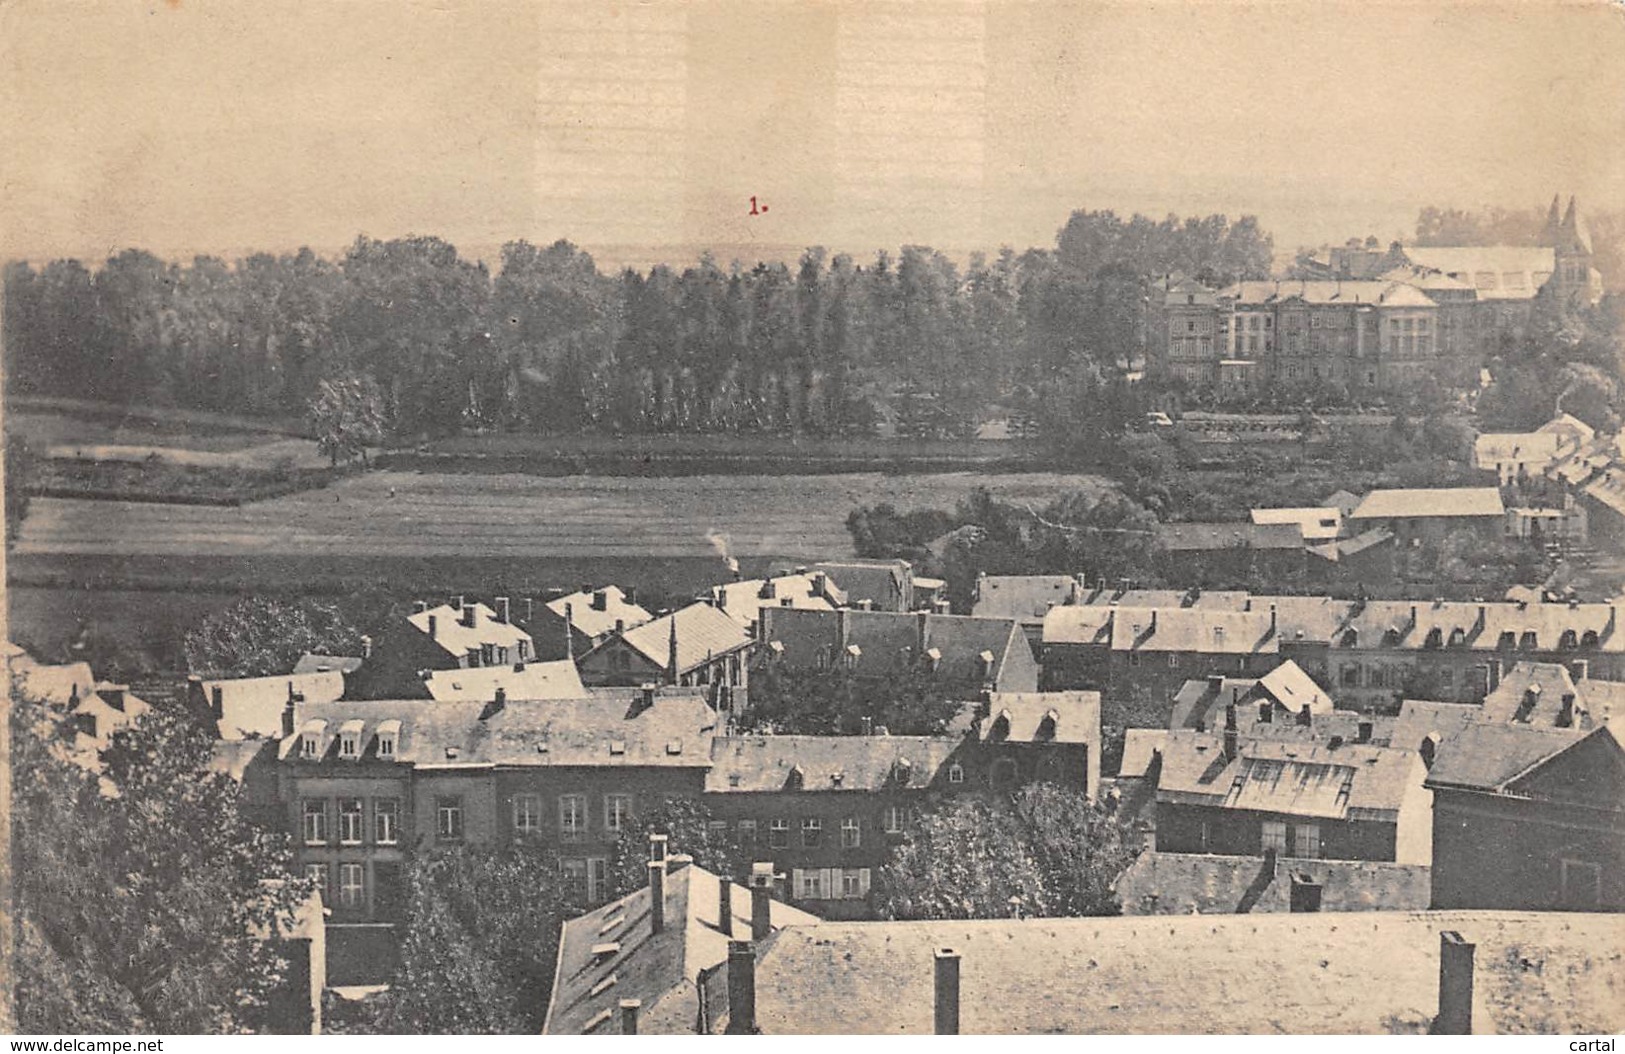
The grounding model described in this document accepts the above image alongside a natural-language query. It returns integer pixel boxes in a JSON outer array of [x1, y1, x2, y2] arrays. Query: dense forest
[[2, 210, 1274, 441]]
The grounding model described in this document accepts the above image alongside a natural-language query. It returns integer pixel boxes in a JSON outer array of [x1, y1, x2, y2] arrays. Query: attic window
[[375, 720, 399, 760], [589, 973, 618, 996], [1213, 627, 1226, 645], [1448, 628, 1466, 648], [338, 719, 364, 760], [1520, 631, 1538, 650], [948, 763, 964, 784], [609, 740, 626, 756], [728, 773, 742, 788], [665, 739, 683, 756], [301, 734, 320, 759], [582, 1009, 613, 1034], [591, 941, 621, 959], [444, 746, 460, 760]]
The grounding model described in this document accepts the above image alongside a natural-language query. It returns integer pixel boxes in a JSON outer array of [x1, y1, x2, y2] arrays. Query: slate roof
[[708, 573, 840, 632], [1041, 605, 1117, 646], [727, 910, 1625, 1034], [292, 653, 365, 675], [1389, 699, 1482, 753], [1475, 662, 1610, 729], [1118, 729, 1167, 778], [810, 560, 911, 611], [761, 608, 1030, 685], [1115, 851, 1432, 916], [1333, 599, 1623, 655], [617, 603, 755, 674], [279, 688, 717, 769], [422, 659, 587, 703], [971, 575, 1081, 620], [1169, 661, 1334, 732], [546, 586, 654, 641], [1224, 279, 1438, 308], [1423, 723, 1596, 792], [705, 735, 960, 794], [544, 861, 818, 1035], [1111, 607, 1279, 656], [1350, 487, 1504, 521], [978, 691, 1099, 745], [1249, 506, 1342, 543], [407, 602, 534, 659], [1156, 728, 1419, 819], [1160, 521, 1305, 552], [1404, 246, 1557, 300], [203, 670, 346, 740]]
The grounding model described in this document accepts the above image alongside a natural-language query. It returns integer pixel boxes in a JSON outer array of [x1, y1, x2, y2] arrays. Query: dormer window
[[948, 763, 964, 784], [1520, 631, 1538, 650], [375, 719, 400, 760], [299, 719, 326, 760], [338, 719, 364, 760]]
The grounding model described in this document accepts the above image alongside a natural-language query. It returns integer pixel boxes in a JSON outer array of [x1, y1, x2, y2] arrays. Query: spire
[[667, 613, 680, 685], [1558, 196, 1591, 255], [1541, 194, 1562, 246]]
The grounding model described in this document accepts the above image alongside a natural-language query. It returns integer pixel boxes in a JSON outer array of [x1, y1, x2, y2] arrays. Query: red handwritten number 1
[[750, 196, 768, 215]]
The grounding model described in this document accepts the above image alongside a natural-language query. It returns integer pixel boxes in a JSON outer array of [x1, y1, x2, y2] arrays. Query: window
[[1261, 821, 1288, 854], [339, 732, 359, 759], [588, 858, 609, 903], [797, 869, 825, 900], [948, 763, 964, 784], [737, 819, 757, 846], [841, 817, 861, 849], [768, 819, 789, 849], [302, 800, 328, 845], [604, 794, 633, 834], [559, 795, 586, 842], [560, 858, 588, 900], [842, 868, 871, 899], [513, 793, 542, 835], [1128, 652, 1141, 668], [375, 799, 399, 845], [305, 863, 328, 898], [339, 863, 365, 908], [883, 805, 906, 834], [301, 733, 321, 760], [802, 817, 823, 848], [377, 733, 395, 759], [1293, 824, 1321, 859], [436, 796, 464, 842], [1167, 653, 1180, 668], [339, 798, 364, 844]]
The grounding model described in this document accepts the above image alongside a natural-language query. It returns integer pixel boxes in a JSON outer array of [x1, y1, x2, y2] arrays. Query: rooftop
[[407, 601, 533, 659], [546, 585, 653, 641], [616, 603, 755, 674], [731, 910, 1625, 1034], [705, 735, 961, 794], [709, 573, 841, 632], [971, 575, 1081, 620], [1112, 607, 1280, 656], [199, 670, 346, 740], [1115, 851, 1432, 916], [422, 659, 586, 703], [1424, 722, 1609, 793], [1350, 487, 1504, 521], [1156, 728, 1420, 819], [978, 691, 1100, 746], [1249, 507, 1342, 543], [1403, 246, 1557, 301]]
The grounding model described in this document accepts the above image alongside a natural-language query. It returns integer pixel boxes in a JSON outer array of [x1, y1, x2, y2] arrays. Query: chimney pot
[[281, 698, 296, 738], [719, 876, 734, 936], [495, 596, 510, 624], [1436, 931, 1476, 1035], [649, 832, 669, 863], [648, 860, 666, 935], [749, 862, 774, 941], [934, 948, 961, 1036], [726, 940, 757, 1035], [1297, 703, 1312, 727], [618, 999, 641, 1035], [462, 603, 476, 628], [361, 634, 373, 659], [1357, 719, 1373, 743], [428, 614, 438, 639]]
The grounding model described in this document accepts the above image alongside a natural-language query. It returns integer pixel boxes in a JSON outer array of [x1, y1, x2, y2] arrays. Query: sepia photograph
[[0, 0, 1622, 1039]]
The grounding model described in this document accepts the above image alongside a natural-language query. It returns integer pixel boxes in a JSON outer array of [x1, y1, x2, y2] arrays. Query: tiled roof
[[279, 688, 717, 769], [1249, 507, 1342, 543], [1115, 851, 1432, 916], [705, 735, 961, 794], [202, 670, 346, 740], [423, 659, 586, 703], [1350, 487, 1504, 520], [1475, 662, 1610, 729], [971, 575, 1081, 620], [978, 692, 1099, 745], [1041, 605, 1116, 646], [547, 586, 654, 641], [407, 602, 534, 660], [1423, 723, 1596, 792], [810, 560, 910, 610], [1160, 522, 1305, 552], [1334, 599, 1622, 655], [1157, 729, 1419, 818], [1118, 729, 1167, 778], [761, 608, 1028, 684], [709, 573, 840, 632], [545, 861, 818, 1035], [1111, 607, 1279, 656], [1404, 246, 1556, 301], [618, 603, 755, 674], [731, 910, 1625, 1034], [1389, 699, 1482, 754], [291, 653, 365, 675]]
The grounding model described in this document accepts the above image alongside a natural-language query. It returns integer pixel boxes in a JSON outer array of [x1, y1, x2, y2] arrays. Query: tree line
[[3, 211, 1273, 442]]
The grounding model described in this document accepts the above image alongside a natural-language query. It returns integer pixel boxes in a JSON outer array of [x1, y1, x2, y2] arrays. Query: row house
[[808, 559, 918, 612], [707, 570, 843, 637], [349, 597, 535, 699], [1346, 487, 1506, 547], [268, 685, 719, 982], [701, 689, 1099, 918], [522, 585, 654, 662], [752, 606, 1040, 701], [1041, 603, 1282, 700]]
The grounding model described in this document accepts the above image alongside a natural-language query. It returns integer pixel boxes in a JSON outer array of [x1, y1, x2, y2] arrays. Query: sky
[[2, 0, 1622, 270]]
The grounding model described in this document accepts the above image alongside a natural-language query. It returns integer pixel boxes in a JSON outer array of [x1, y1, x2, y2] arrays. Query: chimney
[[648, 860, 666, 935], [1357, 719, 1374, 744], [933, 948, 961, 1036], [461, 603, 476, 628], [715, 586, 728, 611], [281, 697, 296, 738], [495, 596, 510, 624], [639, 683, 656, 712], [1258, 700, 1272, 724], [1150, 609, 1159, 633], [1206, 674, 1224, 695], [1297, 703, 1312, 727], [759, 579, 777, 600], [1222, 702, 1239, 762], [726, 940, 757, 1035], [719, 875, 734, 936], [428, 614, 438, 640], [1270, 603, 1278, 636], [1435, 931, 1475, 1035], [413, 600, 428, 615], [649, 832, 669, 863], [1558, 693, 1576, 728], [1486, 658, 1501, 694], [1570, 659, 1589, 683], [481, 687, 506, 721], [210, 685, 224, 719], [593, 589, 609, 612], [626, 586, 638, 607], [524, 596, 534, 623], [749, 862, 774, 941], [917, 610, 930, 658], [618, 999, 640, 1035], [452, 594, 465, 611], [360, 634, 373, 659]]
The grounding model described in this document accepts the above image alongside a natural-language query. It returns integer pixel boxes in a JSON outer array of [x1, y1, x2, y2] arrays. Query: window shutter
[[821, 869, 836, 900], [792, 868, 806, 897]]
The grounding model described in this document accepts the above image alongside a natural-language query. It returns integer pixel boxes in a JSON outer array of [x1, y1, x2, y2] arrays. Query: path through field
[[17, 470, 1113, 560]]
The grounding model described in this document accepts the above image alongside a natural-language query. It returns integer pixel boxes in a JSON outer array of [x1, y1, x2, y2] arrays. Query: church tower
[[1549, 196, 1598, 306]]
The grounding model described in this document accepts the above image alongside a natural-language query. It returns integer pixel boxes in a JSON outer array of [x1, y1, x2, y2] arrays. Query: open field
[[13, 469, 1111, 560]]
